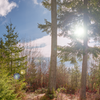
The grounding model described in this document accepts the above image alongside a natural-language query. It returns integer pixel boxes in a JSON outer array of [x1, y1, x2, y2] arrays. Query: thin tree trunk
[[39, 65, 41, 88], [11, 52, 12, 73], [80, 0, 88, 99], [76, 74, 77, 88], [48, 0, 57, 93]]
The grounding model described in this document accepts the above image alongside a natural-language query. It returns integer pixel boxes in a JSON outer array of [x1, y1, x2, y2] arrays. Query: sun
[[74, 26, 85, 37]]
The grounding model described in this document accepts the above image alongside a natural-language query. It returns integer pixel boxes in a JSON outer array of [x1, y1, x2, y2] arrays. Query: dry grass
[[22, 92, 100, 100], [22, 93, 45, 100]]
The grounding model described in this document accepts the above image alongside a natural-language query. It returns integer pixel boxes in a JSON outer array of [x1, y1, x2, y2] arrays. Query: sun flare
[[74, 26, 85, 37]]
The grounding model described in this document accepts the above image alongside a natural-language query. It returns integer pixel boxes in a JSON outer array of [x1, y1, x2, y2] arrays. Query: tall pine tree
[[48, 0, 57, 95], [38, 0, 100, 99], [2, 23, 27, 75]]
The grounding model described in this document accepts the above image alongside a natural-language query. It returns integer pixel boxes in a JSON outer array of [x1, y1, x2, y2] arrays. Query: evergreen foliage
[[38, 0, 100, 63], [0, 23, 27, 100], [0, 23, 27, 75], [0, 69, 26, 100], [0, 71, 17, 100]]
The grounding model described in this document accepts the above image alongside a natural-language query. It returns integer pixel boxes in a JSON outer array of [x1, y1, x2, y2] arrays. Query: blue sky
[[0, 0, 51, 42]]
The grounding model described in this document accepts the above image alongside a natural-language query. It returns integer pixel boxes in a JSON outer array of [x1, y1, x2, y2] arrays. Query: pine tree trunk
[[48, 0, 57, 93], [80, 0, 88, 99], [80, 42, 88, 100]]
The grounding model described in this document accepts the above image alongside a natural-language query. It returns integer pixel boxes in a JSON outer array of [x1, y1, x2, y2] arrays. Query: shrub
[[35, 88, 47, 94], [0, 72, 17, 100], [13, 79, 26, 99], [63, 85, 76, 94], [0, 70, 26, 100], [57, 87, 66, 93], [40, 95, 51, 100], [45, 88, 57, 99]]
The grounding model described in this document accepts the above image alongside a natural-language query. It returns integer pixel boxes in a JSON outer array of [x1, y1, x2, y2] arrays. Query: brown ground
[[23, 93, 45, 100], [23, 92, 100, 100], [23, 92, 78, 100]]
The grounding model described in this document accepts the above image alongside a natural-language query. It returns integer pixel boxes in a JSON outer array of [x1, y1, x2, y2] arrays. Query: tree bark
[[48, 0, 57, 93], [80, 39, 88, 100], [80, 0, 88, 100]]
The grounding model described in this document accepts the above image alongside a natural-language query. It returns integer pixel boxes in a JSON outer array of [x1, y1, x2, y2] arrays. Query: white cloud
[[32, 0, 43, 6], [0, 0, 18, 17], [38, 36, 71, 57], [33, 0, 38, 5], [19, 35, 71, 57]]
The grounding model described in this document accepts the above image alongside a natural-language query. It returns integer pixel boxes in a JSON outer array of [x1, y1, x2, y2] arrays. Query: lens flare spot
[[20, 70, 25, 75], [14, 73, 20, 80]]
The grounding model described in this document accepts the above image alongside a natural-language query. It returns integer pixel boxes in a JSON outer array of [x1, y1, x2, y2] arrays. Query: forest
[[1, 0, 100, 100]]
